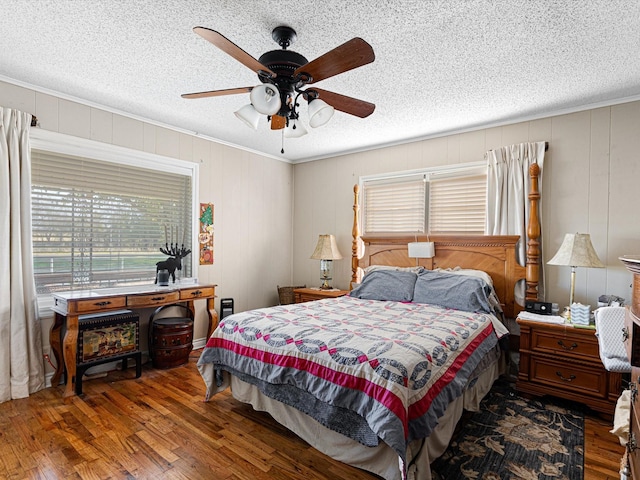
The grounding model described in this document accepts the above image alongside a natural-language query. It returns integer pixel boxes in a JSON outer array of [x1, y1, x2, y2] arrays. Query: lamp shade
[[234, 104, 261, 130], [310, 234, 343, 260], [250, 84, 281, 115], [547, 233, 605, 268], [308, 98, 334, 128], [284, 118, 308, 138], [408, 242, 435, 259]]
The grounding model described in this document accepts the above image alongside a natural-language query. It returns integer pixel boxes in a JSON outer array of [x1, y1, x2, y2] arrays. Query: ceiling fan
[[182, 25, 375, 151]]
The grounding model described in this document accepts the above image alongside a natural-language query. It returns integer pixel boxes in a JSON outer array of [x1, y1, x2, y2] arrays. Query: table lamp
[[547, 233, 604, 318], [310, 234, 343, 289]]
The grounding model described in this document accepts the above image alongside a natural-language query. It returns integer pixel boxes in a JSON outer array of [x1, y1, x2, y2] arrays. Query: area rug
[[431, 379, 584, 480]]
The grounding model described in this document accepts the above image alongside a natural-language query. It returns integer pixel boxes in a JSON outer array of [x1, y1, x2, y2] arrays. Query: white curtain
[[0, 107, 45, 403], [486, 141, 545, 302]]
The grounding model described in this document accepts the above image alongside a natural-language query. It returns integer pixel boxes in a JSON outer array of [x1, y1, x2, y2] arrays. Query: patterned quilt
[[197, 296, 501, 468]]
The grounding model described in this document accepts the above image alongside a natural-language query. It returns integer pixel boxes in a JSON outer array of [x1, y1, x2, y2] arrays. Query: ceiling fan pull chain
[[281, 130, 285, 154]]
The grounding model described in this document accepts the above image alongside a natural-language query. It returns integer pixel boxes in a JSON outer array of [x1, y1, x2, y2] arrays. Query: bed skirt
[[228, 346, 505, 480]]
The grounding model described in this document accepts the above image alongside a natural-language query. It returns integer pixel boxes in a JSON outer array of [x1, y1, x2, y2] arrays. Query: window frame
[[360, 161, 487, 235], [30, 129, 199, 311]]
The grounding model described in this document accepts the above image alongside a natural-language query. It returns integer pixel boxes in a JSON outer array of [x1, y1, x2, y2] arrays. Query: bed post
[[351, 184, 360, 290], [525, 163, 541, 300]]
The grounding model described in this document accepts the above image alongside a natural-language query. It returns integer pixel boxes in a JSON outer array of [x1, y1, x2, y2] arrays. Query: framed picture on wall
[[199, 203, 214, 265]]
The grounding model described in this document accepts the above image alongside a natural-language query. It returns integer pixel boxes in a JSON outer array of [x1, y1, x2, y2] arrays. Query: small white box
[[571, 303, 591, 325]]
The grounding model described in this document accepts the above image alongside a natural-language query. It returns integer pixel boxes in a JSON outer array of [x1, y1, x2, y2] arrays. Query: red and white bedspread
[[197, 295, 504, 472]]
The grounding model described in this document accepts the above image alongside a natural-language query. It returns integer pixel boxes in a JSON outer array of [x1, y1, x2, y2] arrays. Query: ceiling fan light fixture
[[308, 98, 334, 128], [234, 104, 261, 130], [184, 26, 376, 151], [284, 118, 308, 138], [250, 84, 282, 115]]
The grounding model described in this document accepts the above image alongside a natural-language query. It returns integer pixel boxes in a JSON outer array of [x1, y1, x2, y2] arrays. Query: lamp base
[[319, 278, 333, 290]]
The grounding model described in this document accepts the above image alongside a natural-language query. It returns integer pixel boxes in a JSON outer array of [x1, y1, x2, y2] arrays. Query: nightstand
[[293, 287, 349, 303], [516, 318, 622, 418]]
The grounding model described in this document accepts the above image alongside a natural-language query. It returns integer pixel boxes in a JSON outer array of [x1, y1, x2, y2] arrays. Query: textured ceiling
[[1, 1, 639, 162]]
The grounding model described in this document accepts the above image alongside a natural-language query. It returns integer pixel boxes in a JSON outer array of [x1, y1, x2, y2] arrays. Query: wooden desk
[[51, 283, 217, 397]]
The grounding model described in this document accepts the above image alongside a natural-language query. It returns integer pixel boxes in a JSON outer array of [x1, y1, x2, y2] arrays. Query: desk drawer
[[179, 286, 215, 300], [75, 296, 127, 313], [127, 291, 180, 307]]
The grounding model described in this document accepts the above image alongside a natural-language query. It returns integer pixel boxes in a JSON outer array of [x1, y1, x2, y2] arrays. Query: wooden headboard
[[350, 163, 541, 319]]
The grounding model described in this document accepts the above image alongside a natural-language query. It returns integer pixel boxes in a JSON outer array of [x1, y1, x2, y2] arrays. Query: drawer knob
[[191, 290, 203, 297], [629, 432, 637, 452], [557, 340, 578, 351], [152, 296, 165, 301], [555, 371, 576, 382], [623, 327, 630, 342], [94, 301, 112, 307]]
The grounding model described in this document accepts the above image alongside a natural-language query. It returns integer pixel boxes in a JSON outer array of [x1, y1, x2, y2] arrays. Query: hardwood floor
[[0, 350, 625, 479]]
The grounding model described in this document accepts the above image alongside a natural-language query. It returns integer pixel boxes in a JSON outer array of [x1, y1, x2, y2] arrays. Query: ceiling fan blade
[[307, 88, 375, 118], [294, 38, 374, 84], [193, 27, 276, 78], [181, 87, 253, 99], [271, 115, 286, 130]]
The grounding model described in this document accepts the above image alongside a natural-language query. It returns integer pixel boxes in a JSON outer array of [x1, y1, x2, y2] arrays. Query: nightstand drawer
[[531, 329, 599, 361], [530, 356, 607, 398]]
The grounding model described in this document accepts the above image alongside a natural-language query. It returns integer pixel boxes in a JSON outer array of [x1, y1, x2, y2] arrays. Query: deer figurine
[[156, 243, 191, 284]]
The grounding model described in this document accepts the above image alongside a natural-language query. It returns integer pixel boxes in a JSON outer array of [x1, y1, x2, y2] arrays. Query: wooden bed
[[198, 164, 541, 480], [350, 162, 542, 314], [354, 234, 524, 319]]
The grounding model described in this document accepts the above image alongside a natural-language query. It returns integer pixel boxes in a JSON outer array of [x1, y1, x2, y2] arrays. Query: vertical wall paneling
[[588, 108, 611, 303], [293, 102, 640, 309], [0, 79, 295, 359], [609, 102, 640, 301]]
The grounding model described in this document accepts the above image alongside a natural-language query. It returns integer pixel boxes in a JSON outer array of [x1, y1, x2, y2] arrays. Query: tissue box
[[571, 303, 591, 325]]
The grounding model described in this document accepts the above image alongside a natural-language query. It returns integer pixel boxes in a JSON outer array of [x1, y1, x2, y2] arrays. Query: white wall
[[4, 76, 640, 368], [0, 80, 295, 350], [293, 103, 640, 311]]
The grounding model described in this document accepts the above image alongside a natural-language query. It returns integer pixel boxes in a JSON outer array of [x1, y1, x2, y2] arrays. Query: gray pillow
[[349, 270, 417, 302], [413, 269, 493, 313]]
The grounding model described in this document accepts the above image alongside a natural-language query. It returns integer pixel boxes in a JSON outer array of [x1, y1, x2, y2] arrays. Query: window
[[362, 164, 486, 235], [30, 131, 197, 295], [363, 174, 426, 233], [428, 170, 487, 234]]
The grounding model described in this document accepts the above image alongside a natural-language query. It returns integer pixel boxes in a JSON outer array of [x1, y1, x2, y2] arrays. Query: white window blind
[[429, 173, 486, 234], [362, 165, 486, 235], [31, 149, 193, 294], [363, 175, 426, 233]]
